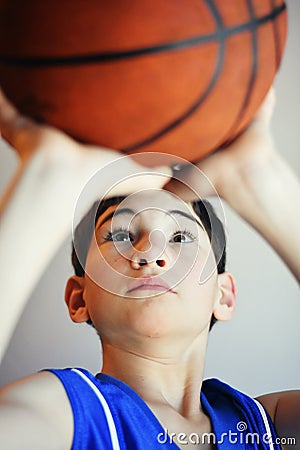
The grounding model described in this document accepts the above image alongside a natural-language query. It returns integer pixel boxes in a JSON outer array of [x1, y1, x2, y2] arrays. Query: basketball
[[0, 1, 287, 162]]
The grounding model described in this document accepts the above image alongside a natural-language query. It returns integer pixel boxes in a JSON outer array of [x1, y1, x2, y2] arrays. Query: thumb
[[252, 87, 276, 129], [165, 156, 220, 201], [109, 163, 173, 197], [0, 88, 40, 161]]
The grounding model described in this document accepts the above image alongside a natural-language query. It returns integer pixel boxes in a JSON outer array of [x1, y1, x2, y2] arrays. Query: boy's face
[[78, 190, 224, 344]]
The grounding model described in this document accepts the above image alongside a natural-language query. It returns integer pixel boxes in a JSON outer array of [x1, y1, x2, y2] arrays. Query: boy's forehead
[[97, 190, 199, 225]]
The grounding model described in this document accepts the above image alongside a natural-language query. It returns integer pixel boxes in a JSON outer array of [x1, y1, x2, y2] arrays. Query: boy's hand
[[165, 88, 276, 203], [167, 88, 300, 282], [0, 89, 172, 361], [0, 88, 172, 202]]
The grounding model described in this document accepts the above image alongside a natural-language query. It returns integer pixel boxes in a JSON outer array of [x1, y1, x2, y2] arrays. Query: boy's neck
[[101, 334, 208, 418]]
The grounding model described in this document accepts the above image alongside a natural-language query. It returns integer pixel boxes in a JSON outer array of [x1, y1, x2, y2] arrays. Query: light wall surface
[[0, 0, 299, 396]]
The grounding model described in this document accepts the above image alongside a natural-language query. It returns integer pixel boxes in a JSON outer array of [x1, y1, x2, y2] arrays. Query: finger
[[164, 177, 196, 202], [253, 87, 276, 126], [0, 88, 39, 157], [138, 165, 173, 190], [109, 164, 173, 197], [0, 88, 33, 136], [165, 158, 219, 201]]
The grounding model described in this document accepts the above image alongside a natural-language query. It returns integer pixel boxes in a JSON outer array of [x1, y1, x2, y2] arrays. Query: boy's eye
[[170, 230, 196, 243], [105, 230, 133, 242]]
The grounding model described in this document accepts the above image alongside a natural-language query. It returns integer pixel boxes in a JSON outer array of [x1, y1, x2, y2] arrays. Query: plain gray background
[[0, 0, 299, 396]]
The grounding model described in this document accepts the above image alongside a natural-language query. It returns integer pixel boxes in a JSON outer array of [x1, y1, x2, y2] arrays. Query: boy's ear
[[213, 272, 236, 322], [65, 276, 90, 323]]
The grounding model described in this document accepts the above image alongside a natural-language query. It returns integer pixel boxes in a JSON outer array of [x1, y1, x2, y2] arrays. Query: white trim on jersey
[[253, 399, 275, 450], [72, 368, 121, 450]]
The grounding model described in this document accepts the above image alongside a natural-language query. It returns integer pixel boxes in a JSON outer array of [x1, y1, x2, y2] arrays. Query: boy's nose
[[130, 229, 168, 270], [132, 257, 166, 269]]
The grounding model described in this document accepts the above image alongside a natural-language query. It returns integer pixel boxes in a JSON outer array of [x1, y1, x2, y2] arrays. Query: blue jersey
[[46, 368, 280, 450]]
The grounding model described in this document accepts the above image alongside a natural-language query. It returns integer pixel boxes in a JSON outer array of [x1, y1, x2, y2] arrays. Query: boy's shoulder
[[0, 370, 73, 450]]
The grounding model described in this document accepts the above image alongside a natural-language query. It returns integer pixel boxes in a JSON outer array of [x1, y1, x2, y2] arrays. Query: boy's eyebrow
[[169, 210, 204, 230], [96, 207, 204, 230], [96, 208, 135, 229]]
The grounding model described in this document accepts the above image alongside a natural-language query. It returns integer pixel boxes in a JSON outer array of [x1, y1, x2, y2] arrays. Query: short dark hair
[[71, 196, 226, 330]]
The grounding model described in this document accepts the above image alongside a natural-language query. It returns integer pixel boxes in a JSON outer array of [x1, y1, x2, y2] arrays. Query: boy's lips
[[126, 276, 176, 294]]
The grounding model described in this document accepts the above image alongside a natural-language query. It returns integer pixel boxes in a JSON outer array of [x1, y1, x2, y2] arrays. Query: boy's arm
[[0, 371, 73, 450], [0, 90, 171, 363], [256, 391, 300, 449], [167, 89, 300, 282], [215, 141, 300, 282], [167, 89, 300, 445]]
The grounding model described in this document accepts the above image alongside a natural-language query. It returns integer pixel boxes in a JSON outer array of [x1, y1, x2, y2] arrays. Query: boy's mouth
[[126, 276, 176, 294]]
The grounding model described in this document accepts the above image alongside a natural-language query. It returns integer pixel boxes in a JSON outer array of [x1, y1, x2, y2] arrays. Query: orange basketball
[[0, 0, 287, 162]]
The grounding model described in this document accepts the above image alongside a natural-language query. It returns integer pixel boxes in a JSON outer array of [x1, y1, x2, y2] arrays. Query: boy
[[0, 90, 299, 449]]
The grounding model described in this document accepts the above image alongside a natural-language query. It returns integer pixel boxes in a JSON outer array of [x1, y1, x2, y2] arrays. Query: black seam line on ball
[[271, 0, 284, 69], [121, 0, 226, 153], [0, 3, 286, 67], [219, 0, 259, 148]]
